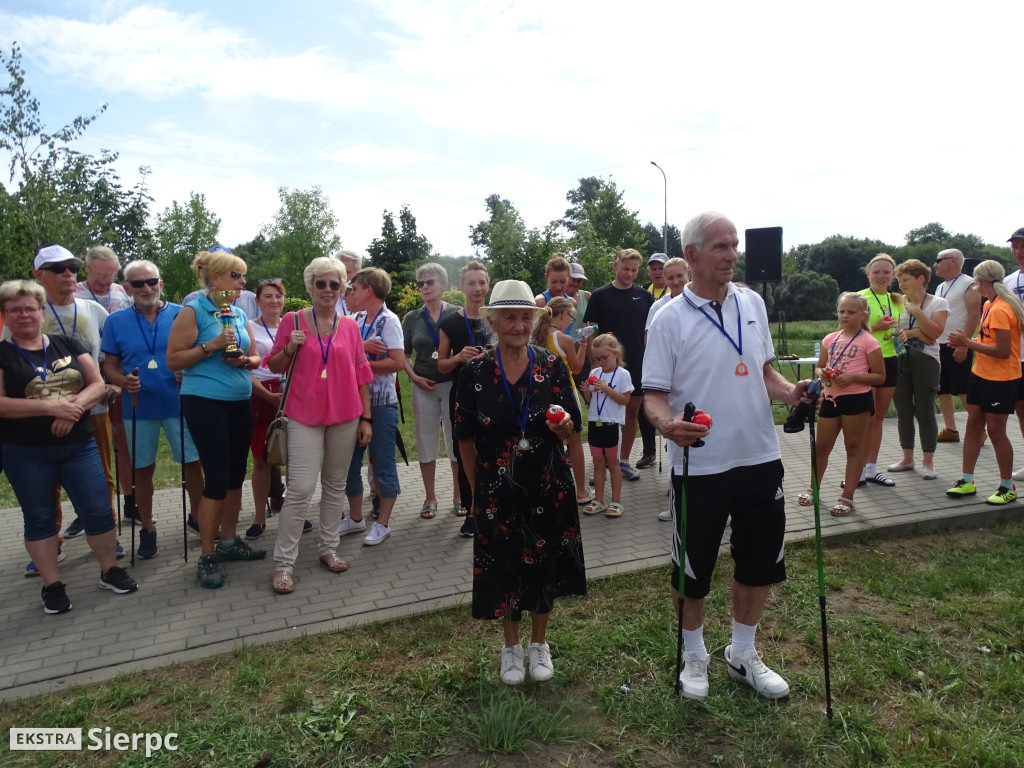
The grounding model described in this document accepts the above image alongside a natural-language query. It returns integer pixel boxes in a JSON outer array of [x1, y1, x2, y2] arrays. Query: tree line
[[1, 43, 1013, 319]]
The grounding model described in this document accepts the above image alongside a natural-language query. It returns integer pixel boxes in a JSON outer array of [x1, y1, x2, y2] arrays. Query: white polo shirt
[[643, 283, 780, 476], [1002, 270, 1024, 361]]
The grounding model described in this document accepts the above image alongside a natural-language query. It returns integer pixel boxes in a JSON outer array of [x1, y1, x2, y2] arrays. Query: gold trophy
[[210, 290, 243, 358]]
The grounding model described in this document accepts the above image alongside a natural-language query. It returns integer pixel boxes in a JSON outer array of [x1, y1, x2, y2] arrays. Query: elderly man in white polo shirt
[[644, 212, 810, 703], [933, 248, 980, 443]]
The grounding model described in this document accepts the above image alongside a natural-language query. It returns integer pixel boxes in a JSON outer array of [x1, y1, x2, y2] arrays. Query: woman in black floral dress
[[455, 280, 586, 686]]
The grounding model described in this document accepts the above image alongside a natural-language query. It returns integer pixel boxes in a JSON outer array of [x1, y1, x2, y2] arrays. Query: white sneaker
[[1013, 467, 1024, 482], [363, 522, 390, 546], [678, 652, 710, 701], [500, 645, 525, 685], [658, 509, 673, 522], [338, 517, 366, 537], [527, 642, 554, 681], [724, 645, 790, 699]]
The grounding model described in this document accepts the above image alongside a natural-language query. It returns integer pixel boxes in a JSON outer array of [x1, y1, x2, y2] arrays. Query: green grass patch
[[1, 524, 1022, 767]]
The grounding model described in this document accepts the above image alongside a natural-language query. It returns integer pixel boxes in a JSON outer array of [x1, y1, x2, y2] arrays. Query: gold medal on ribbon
[[148, 359, 158, 369]]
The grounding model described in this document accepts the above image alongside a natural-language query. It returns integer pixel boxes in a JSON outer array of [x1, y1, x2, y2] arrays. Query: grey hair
[[333, 249, 363, 271], [681, 211, 729, 252], [85, 245, 119, 267], [303, 256, 346, 294], [415, 262, 448, 285], [123, 259, 160, 280]]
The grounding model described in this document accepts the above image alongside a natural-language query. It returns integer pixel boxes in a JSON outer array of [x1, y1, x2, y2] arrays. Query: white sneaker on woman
[[500, 645, 525, 685]]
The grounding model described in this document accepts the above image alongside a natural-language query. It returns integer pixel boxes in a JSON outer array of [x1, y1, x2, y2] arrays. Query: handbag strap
[[274, 311, 300, 419]]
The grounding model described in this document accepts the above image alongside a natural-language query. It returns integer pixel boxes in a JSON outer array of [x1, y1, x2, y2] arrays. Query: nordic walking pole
[[113, 414, 123, 536], [674, 402, 704, 694], [129, 367, 139, 567], [179, 388, 188, 563], [806, 379, 833, 719]]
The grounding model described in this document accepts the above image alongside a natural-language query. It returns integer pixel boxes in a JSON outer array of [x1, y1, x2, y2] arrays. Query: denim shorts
[[346, 401, 401, 499], [3, 439, 116, 541], [126, 416, 199, 468]]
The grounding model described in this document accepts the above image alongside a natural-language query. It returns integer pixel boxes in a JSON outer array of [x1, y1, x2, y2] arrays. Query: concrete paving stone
[[188, 627, 239, 647]]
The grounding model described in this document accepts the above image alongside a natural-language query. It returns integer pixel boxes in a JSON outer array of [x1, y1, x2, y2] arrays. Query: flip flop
[[420, 503, 437, 519]]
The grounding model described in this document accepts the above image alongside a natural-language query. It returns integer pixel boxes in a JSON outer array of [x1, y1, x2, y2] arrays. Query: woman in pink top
[[266, 257, 373, 594], [800, 292, 885, 517]]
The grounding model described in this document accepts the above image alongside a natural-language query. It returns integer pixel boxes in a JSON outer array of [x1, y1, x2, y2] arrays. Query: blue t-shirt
[[180, 294, 253, 401], [101, 302, 185, 420]]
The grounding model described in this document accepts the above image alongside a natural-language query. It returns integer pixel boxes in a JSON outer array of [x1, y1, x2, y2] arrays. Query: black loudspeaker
[[745, 226, 783, 283], [961, 258, 981, 276]]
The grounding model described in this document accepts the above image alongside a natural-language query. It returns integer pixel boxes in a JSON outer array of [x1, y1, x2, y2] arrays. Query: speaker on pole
[[745, 227, 783, 283]]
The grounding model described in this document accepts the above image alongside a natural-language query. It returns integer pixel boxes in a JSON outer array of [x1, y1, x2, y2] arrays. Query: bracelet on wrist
[[282, 346, 294, 358], [359, 415, 373, 424], [201, 342, 212, 358]]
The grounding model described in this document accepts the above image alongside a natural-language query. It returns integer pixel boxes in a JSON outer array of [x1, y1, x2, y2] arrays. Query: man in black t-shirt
[[582, 249, 654, 479]]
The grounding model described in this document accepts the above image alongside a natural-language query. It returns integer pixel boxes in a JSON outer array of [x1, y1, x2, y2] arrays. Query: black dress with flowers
[[454, 344, 586, 621]]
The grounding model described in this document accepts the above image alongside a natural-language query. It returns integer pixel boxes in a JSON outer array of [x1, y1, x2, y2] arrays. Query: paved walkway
[[2, 413, 1022, 702]]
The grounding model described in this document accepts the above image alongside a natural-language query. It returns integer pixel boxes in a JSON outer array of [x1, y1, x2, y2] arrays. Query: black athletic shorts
[[966, 373, 1018, 414], [819, 391, 874, 418], [1016, 362, 1024, 402], [668, 460, 787, 599], [587, 421, 620, 449], [878, 355, 899, 388], [938, 344, 972, 397]]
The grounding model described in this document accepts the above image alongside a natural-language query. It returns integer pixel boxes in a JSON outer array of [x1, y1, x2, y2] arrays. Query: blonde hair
[[0, 280, 45, 313], [459, 259, 489, 284], [303, 256, 347, 294], [974, 260, 1024, 335], [530, 297, 574, 346], [864, 253, 902, 308], [191, 249, 247, 291], [545, 255, 571, 275], [590, 333, 624, 367], [664, 257, 689, 275], [615, 248, 643, 265], [836, 292, 871, 332]]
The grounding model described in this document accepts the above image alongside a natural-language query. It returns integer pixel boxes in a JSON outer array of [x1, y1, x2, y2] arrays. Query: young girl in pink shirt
[[801, 293, 885, 517]]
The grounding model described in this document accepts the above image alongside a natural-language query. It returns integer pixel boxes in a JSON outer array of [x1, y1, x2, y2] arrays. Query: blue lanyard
[[907, 296, 928, 330], [133, 305, 160, 360], [939, 275, 961, 299], [495, 345, 534, 437], [684, 293, 743, 358], [360, 305, 384, 342], [462, 311, 479, 348], [47, 300, 77, 337], [868, 289, 892, 318], [10, 336, 48, 386], [594, 367, 618, 420], [259, 317, 276, 343], [828, 329, 861, 367], [422, 303, 443, 349], [311, 311, 339, 370]]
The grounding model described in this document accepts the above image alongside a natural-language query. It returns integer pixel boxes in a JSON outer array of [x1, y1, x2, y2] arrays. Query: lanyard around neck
[[47, 300, 77, 337], [495, 345, 534, 438]]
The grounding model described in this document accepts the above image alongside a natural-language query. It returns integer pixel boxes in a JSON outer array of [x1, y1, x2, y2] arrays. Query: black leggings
[[181, 395, 253, 500]]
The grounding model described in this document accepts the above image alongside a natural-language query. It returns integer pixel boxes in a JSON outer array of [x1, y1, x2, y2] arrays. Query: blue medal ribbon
[[11, 336, 49, 392], [684, 293, 743, 358], [495, 345, 534, 442], [47, 300, 77, 338], [312, 311, 339, 372], [594, 367, 618, 422]]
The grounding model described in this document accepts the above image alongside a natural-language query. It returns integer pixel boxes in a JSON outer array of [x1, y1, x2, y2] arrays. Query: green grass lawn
[[1, 523, 1021, 767]]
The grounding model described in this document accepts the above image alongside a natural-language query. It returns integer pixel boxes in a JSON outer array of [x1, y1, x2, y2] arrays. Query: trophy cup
[[210, 290, 243, 358]]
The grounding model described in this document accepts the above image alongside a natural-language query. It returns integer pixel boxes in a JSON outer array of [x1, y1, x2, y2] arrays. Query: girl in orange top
[[945, 260, 1024, 503]]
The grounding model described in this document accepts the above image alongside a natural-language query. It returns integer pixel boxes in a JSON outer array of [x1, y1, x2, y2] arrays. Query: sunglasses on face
[[934, 257, 952, 263], [416, 279, 436, 288], [127, 278, 160, 288], [315, 280, 342, 291], [40, 262, 80, 274], [258, 278, 283, 286], [229, 271, 245, 280]]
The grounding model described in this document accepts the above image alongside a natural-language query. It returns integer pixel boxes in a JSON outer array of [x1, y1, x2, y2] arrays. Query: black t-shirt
[[439, 311, 496, 415], [582, 283, 654, 369], [0, 334, 94, 445]]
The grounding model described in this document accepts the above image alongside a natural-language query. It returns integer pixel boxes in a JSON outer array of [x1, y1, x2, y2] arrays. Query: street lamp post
[[650, 161, 667, 255]]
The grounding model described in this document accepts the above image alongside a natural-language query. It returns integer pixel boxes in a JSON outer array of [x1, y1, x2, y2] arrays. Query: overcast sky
[[2, 0, 1021, 258]]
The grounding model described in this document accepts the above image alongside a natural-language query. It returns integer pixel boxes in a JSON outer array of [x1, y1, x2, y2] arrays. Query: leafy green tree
[[641, 221, 682, 258], [799, 235, 894, 294], [0, 43, 152, 270], [367, 204, 434, 303], [470, 196, 530, 282], [259, 186, 341, 297], [152, 193, 222, 301], [905, 222, 951, 245], [776, 271, 840, 321], [561, 176, 647, 253]]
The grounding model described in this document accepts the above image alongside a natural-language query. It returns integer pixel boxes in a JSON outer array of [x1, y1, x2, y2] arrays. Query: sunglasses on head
[[40, 262, 80, 274], [127, 277, 160, 288], [416, 278, 436, 288], [315, 280, 342, 291], [258, 278, 283, 286]]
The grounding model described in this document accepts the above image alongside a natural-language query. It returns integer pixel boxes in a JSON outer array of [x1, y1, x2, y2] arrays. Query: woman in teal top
[[168, 246, 264, 589], [857, 253, 904, 487]]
